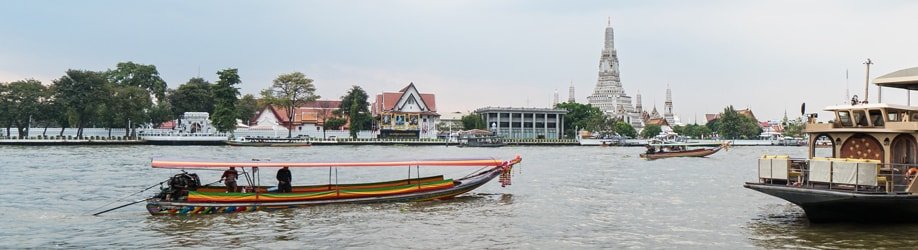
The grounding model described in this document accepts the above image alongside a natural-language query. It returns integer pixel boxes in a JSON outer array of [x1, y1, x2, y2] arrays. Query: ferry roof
[[823, 103, 918, 112], [875, 67, 918, 90]]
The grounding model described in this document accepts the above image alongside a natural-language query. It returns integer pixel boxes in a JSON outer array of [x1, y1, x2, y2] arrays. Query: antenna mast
[[864, 58, 873, 103]]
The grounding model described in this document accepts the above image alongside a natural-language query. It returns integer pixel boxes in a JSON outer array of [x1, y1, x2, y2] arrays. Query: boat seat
[[878, 175, 890, 192], [809, 158, 889, 192], [758, 155, 799, 184]]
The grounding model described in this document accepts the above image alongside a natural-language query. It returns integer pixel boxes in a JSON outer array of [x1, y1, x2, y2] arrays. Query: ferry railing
[[758, 157, 918, 194]]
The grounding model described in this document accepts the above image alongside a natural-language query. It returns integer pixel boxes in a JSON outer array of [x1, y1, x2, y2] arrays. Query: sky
[[3, 0, 918, 123]]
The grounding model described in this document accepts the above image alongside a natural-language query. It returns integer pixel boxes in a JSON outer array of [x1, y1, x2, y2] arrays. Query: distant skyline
[[3, 1, 918, 123]]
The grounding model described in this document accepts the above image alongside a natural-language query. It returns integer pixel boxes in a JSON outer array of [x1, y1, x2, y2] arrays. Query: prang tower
[[664, 85, 675, 125], [587, 19, 643, 129]]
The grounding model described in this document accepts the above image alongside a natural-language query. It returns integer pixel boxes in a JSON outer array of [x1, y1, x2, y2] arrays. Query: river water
[[3, 145, 918, 249]]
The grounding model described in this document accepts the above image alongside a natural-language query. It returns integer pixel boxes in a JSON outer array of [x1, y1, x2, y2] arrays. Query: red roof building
[[370, 82, 440, 138]]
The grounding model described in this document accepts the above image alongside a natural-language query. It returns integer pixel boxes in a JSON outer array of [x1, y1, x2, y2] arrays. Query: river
[[2, 145, 917, 249]]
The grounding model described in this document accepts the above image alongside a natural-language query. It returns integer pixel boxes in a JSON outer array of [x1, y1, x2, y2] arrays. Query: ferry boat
[[577, 130, 626, 146], [744, 66, 918, 222], [457, 129, 505, 147], [139, 112, 229, 145], [143, 156, 521, 215], [227, 136, 312, 147]]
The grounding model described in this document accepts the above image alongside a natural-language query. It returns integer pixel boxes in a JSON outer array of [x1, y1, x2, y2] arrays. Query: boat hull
[[147, 167, 504, 215], [143, 136, 228, 145], [226, 141, 311, 147], [640, 146, 722, 160], [744, 183, 918, 223]]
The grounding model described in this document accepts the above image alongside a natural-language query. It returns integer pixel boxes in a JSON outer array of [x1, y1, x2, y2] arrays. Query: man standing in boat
[[277, 166, 292, 193], [220, 167, 238, 192]]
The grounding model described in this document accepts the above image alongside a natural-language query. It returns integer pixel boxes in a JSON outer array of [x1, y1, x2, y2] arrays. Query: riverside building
[[474, 107, 568, 139]]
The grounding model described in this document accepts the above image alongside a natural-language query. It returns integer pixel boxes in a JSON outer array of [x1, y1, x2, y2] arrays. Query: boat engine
[[155, 172, 201, 201]]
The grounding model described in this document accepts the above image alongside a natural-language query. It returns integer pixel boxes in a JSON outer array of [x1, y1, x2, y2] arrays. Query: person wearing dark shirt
[[220, 167, 238, 192], [276, 166, 292, 193]]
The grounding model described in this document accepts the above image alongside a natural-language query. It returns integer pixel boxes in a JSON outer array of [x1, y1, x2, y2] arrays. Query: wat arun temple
[[587, 21, 646, 130]]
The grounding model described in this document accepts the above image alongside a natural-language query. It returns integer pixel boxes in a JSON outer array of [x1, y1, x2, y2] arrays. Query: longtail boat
[[145, 156, 521, 215], [226, 136, 312, 147], [639, 142, 729, 160]]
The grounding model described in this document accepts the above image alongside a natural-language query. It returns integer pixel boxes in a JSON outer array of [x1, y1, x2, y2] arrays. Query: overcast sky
[[3, 0, 918, 122]]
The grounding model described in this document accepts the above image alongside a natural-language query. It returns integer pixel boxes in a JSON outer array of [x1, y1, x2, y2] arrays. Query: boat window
[[869, 110, 884, 126], [838, 111, 852, 127], [888, 111, 901, 122], [852, 110, 869, 126], [912, 112, 918, 122]]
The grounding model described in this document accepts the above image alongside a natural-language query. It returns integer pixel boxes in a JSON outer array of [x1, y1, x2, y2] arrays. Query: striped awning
[[151, 157, 518, 169]]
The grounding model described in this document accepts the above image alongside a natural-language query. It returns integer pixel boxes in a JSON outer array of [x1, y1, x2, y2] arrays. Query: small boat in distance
[[227, 136, 312, 147], [639, 142, 729, 160], [145, 156, 522, 215]]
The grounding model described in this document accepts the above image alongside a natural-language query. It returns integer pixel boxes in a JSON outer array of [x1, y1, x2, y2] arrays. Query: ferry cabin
[[806, 103, 918, 166], [754, 104, 918, 194]]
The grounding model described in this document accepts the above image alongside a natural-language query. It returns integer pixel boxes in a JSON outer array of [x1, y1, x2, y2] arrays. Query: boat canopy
[[875, 67, 918, 90], [152, 157, 514, 169]]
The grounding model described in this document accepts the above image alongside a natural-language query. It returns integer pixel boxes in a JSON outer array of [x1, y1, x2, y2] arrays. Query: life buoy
[[907, 167, 918, 178]]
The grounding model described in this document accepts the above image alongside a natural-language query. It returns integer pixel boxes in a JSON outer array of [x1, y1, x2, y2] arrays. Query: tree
[[212, 68, 242, 133], [42, 86, 71, 137], [3, 79, 47, 137], [168, 77, 214, 117], [0, 83, 11, 137], [107, 61, 167, 101], [325, 117, 347, 130], [672, 125, 685, 135], [237, 94, 258, 125], [461, 114, 486, 130], [337, 86, 371, 139], [680, 123, 713, 139], [714, 106, 762, 139], [261, 72, 318, 138], [315, 100, 335, 139], [53, 70, 109, 138], [640, 124, 662, 139], [783, 118, 805, 138], [114, 85, 152, 137], [148, 101, 174, 128], [613, 120, 637, 138], [555, 102, 605, 138]]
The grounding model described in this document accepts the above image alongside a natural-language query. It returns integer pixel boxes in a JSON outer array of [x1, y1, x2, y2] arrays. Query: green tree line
[[1, 62, 382, 139]]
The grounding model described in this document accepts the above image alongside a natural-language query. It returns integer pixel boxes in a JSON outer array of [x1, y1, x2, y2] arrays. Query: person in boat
[[277, 166, 292, 193], [645, 145, 656, 155], [220, 167, 238, 192]]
